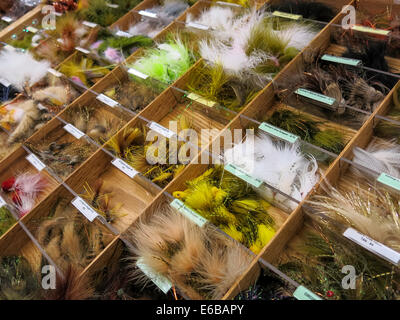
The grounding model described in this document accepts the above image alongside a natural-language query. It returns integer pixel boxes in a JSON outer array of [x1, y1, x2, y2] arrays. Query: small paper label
[[186, 22, 209, 31], [75, 47, 90, 54], [0, 77, 11, 87], [83, 21, 97, 28], [224, 164, 263, 188], [0, 196, 7, 208], [149, 122, 175, 139], [1, 16, 13, 23], [37, 103, 47, 111], [138, 10, 157, 19], [136, 258, 172, 294], [96, 94, 119, 107], [47, 68, 62, 77], [170, 199, 208, 228], [54, 12, 63, 17], [116, 30, 132, 37], [128, 68, 149, 79], [57, 38, 63, 44], [71, 196, 98, 222], [295, 88, 336, 106], [343, 227, 400, 265], [293, 286, 322, 300], [26, 26, 38, 33], [352, 25, 390, 36], [26, 154, 46, 171], [106, 3, 119, 8], [112, 158, 138, 179], [187, 92, 217, 108], [377, 172, 400, 192], [321, 54, 361, 67], [64, 124, 85, 139], [272, 11, 302, 20], [259, 122, 299, 144], [216, 1, 241, 7]]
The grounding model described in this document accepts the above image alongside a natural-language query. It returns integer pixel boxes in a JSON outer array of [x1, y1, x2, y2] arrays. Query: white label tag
[[128, 68, 149, 79], [116, 30, 132, 37], [96, 94, 118, 107], [149, 122, 175, 139], [216, 1, 241, 7], [71, 196, 99, 222], [64, 124, 85, 139], [0, 77, 11, 87], [47, 68, 62, 78], [54, 12, 63, 17], [0, 196, 7, 208], [106, 3, 119, 8], [343, 228, 400, 265], [57, 38, 63, 44], [170, 199, 208, 228], [186, 22, 209, 31], [138, 10, 158, 18], [26, 154, 46, 172], [136, 258, 172, 294], [1, 16, 13, 23], [112, 158, 138, 179], [83, 21, 97, 28], [26, 26, 38, 33], [37, 103, 47, 111], [76, 47, 90, 54]]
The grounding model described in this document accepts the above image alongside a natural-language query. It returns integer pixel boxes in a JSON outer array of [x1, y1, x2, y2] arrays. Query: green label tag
[[377, 172, 400, 192], [136, 258, 172, 294], [293, 286, 322, 300], [272, 11, 302, 20], [170, 199, 208, 227], [321, 54, 361, 67], [224, 164, 263, 188], [352, 25, 390, 36], [259, 122, 299, 144], [187, 92, 217, 108], [295, 88, 336, 106]]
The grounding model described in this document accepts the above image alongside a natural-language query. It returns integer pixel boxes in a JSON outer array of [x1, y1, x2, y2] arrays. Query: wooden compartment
[[57, 88, 132, 145], [109, 0, 190, 39], [63, 147, 160, 233], [25, 116, 99, 181], [21, 183, 117, 274], [0, 146, 59, 220]]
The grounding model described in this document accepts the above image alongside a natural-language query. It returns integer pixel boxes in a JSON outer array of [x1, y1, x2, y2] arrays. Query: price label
[[272, 11, 302, 20], [216, 1, 241, 7], [75, 47, 90, 54], [96, 94, 119, 108], [187, 92, 217, 108], [47, 68, 62, 78], [128, 68, 149, 79], [112, 158, 138, 179], [186, 22, 209, 31], [224, 164, 263, 188], [83, 21, 97, 28], [136, 258, 172, 294], [259, 122, 299, 144], [148, 122, 175, 139], [170, 199, 208, 228], [321, 54, 361, 67], [106, 3, 119, 8], [0, 78, 11, 87], [351, 25, 390, 36], [71, 196, 99, 222], [293, 286, 322, 300], [26, 26, 38, 33], [116, 30, 132, 37], [295, 88, 336, 106], [377, 172, 400, 192], [64, 124, 85, 139], [0, 196, 7, 208], [343, 228, 400, 265], [1, 16, 13, 23], [138, 10, 157, 19], [26, 154, 46, 171]]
